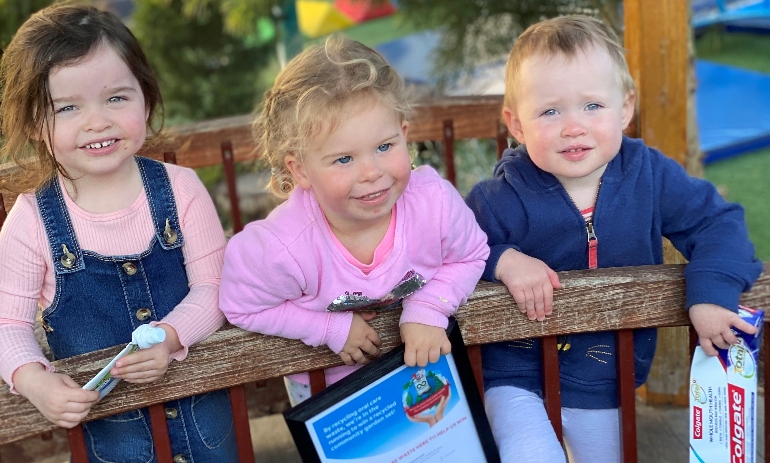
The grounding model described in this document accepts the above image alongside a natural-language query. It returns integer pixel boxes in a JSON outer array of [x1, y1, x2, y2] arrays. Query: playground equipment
[[296, 0, 396, 38], [697, 60, 770, 163], [692, 0, 770, 30]]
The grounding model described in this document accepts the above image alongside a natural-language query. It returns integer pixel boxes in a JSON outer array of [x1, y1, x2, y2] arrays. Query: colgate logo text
[[728, 383, 745, 463], [693, 406, 703, 439]]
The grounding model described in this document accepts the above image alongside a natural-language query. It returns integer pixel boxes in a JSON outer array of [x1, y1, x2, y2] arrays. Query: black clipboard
[[284, 317, 500, 463]]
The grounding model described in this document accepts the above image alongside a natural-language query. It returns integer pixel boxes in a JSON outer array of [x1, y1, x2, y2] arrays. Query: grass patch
[[704, 148, 770, 260], [696, 29, 770, 73], [695, 30, 770, 260]]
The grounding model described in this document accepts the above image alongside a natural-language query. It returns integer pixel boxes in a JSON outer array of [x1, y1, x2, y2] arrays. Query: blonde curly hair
[[255, 36, 411, 198]]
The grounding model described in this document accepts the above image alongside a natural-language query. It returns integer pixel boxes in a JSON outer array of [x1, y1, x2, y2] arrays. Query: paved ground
[[637, 396, 765, 463], [2, 394, 765, 463]]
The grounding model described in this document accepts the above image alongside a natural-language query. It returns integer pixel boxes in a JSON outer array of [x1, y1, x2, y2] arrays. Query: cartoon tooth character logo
[[691, 380, 707, 405], [729, 338, 756, 379], [402, 369, 451, 426]]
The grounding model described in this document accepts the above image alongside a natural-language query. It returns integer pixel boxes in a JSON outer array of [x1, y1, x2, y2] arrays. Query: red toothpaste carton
[[689, 306, 764, 463]]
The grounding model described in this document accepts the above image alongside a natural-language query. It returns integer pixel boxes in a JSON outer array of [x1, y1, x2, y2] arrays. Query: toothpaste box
[[689, 306, 764, 463]]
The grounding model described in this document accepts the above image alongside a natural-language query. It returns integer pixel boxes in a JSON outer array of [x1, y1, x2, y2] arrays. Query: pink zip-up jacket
[[219, 166, 489, 384]]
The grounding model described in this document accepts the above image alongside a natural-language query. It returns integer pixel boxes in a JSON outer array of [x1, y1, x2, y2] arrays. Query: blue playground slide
[[693, 0, 770, 31], [696, 60, 770, 164]]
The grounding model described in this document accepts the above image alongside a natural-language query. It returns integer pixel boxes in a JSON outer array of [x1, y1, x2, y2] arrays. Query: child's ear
[[284, 154, 312, 190], [503, 107, 525, 145], [621, 91, 636, 130], [401, 120, 409, 139]]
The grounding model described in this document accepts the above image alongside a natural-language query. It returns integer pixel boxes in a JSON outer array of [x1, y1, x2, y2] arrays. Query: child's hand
[[13, 363, 99, 428], [111, 342, 173, 383], [689, 303, 758, 357], [400, 323, 451, 367], [495, 248, 562, 321], [112, 324, 182, 383], [339, 312, 381, 366]]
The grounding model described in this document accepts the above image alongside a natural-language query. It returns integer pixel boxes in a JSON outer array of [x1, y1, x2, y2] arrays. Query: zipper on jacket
[[586, 180, 601, 269], [568, 180, 602, 270], [586, 221, 598, 269]]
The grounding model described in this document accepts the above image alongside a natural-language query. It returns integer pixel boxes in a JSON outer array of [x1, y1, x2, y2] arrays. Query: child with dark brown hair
[[0, 5, 237, 461]]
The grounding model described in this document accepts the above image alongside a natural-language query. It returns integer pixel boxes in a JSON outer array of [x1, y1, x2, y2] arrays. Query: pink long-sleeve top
[[0, 163, 227, 392], [220, 166, 489, 385]]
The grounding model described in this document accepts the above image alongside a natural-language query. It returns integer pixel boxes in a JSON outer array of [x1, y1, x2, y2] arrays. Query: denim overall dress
[[36, 157, 237, 463]]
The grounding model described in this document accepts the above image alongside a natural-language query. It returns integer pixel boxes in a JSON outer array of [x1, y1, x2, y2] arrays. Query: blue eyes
[[540, 104, 602, 117], [53, 96, 127, 115], [335, 156, 352, 165], [333, 143, 393, 165]]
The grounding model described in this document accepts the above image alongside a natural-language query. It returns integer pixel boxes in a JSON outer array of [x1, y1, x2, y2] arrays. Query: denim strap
[[36, 179, 85, 275], [135, 156, 184, 250]]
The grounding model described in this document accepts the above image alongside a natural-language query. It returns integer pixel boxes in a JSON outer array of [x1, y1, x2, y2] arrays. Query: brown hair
[[503, 15, 635, 113], [0, 4, 163, 193], [255, 35, 411, 198]]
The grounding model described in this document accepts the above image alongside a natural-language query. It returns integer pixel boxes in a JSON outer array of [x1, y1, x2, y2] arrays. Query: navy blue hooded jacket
[[465, 136, 762, 408]]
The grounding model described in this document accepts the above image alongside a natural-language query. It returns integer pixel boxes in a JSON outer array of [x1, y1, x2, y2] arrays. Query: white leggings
[[284, 377, 311, 406], [485, 386, 621, 463]]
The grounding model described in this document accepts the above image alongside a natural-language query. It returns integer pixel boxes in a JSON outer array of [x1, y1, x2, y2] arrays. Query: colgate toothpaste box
[[689, 306, 764, 463]]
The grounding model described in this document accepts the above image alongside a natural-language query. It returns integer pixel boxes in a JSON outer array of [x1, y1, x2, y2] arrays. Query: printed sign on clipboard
[[284, 317, 500, 463]]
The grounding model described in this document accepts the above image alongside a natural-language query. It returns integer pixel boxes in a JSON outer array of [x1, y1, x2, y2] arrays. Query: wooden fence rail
[[1, 264, 769, 452]]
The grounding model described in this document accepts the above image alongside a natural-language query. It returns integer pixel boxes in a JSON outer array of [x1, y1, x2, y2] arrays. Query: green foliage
[[412, 139, 499, 197], [174, 0, 278, 38], [0, 0, 55, 57], [394, 0, 622, 88], [132, 0, 275, 124]]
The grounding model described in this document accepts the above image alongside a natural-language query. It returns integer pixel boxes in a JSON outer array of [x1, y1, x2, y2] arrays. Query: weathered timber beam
[[1, 263, 768, 444]]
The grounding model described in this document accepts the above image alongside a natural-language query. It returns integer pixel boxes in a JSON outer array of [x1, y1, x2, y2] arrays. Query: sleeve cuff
[[685, 271, 745, 312], [151, 321, 188, 362], [400, 300, 450, 329], [324, 312, 354, 354], [484, 244, 519, 281]]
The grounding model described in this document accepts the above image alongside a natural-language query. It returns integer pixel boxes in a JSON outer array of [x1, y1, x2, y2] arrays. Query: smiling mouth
[[561, 147, 590, 153], [84, 139, 117, 149], [356, 189, 388, 201]]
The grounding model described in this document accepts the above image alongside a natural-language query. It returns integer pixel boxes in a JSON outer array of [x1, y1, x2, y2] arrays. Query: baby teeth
[[86, 140, 115, 149], [361, 191, 383, 200]]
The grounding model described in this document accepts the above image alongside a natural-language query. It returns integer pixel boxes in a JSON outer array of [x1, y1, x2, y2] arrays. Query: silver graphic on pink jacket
[[326, 270, 427, 312]]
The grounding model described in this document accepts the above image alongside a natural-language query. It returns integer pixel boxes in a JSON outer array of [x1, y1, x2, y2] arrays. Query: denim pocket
[[191, 389, 234, 449], [84, 409, 153, 463]]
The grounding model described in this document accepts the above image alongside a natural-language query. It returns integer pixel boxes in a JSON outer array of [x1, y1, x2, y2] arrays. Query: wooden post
[[624, 0, 692, 406]]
